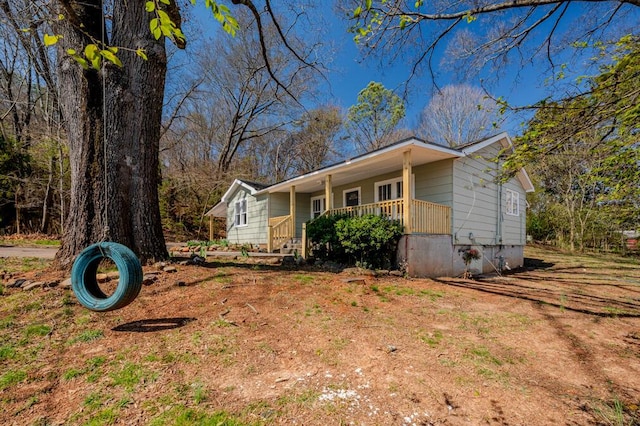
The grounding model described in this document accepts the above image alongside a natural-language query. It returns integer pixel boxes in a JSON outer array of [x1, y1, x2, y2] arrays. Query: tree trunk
[[40, 155, 54, 233], [54, 0, 168, 269]]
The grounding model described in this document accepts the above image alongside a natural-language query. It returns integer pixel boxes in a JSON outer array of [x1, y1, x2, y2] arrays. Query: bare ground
[[1, 245, 639, 425]]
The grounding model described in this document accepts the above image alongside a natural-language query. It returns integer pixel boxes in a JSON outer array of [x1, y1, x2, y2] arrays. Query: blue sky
[[188, 2, 638, 137]]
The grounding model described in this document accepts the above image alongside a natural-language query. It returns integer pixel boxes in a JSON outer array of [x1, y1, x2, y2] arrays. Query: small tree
[[347, 81, 405, 153]]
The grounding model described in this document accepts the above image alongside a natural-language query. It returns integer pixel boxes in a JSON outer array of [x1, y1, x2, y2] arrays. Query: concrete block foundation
[[397, 235, 525, 278]]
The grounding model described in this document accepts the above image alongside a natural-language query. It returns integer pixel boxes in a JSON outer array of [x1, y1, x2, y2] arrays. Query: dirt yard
[[1, 245, 639, 425]]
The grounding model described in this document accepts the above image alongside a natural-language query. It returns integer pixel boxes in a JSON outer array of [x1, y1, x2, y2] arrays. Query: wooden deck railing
[[330, 199, 404, 220], [328, 199, 450, 235], [411, 199, 451, 234], [267, 215, 292, 252]]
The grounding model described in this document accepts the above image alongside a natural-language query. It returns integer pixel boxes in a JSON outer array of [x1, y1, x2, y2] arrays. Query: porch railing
[[267, 215, 292, 252], [330, 199, 404, 220], [328, 199, 451, 234], [411, 199, 451, 234]]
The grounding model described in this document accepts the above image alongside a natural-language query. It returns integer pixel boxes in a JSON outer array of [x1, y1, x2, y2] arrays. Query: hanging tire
[[71, 242, 143, 312]]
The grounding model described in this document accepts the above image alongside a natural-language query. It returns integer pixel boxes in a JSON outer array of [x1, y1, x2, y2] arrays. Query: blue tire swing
[[71, 242, 143, 312], [70, 1, 144, 312]]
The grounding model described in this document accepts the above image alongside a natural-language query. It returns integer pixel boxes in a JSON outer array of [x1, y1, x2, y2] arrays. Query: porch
[[267, 198, 451, 255]]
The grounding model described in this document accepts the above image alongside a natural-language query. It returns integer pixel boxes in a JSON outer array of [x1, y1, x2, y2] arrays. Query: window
[[375, 177, 403, 202], [234, 199, 247, 226], [343, 188, 360, 207], [506, 189, 519, 216], [310, 196, 325, 218]]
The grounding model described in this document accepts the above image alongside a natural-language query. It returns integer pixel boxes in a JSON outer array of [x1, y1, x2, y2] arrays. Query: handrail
[[269, 215, 290, 228], [268, 215, 292, 252]]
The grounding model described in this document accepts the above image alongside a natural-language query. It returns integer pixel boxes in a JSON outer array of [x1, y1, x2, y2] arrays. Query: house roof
[[205, 179, 269, 217], [256, 132, 534, 195], [257, 137, 463, 194], [207, 133, 534, 216]]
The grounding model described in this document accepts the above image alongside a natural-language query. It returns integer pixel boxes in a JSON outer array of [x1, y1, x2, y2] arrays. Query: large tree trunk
[[54, 0, 168, 269]]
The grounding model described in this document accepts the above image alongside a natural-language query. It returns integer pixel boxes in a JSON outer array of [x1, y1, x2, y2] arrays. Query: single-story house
[[206, 132, 534, 277]]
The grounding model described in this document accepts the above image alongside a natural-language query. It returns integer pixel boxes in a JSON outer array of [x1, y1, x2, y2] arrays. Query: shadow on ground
[[112, 317, 196, 332]]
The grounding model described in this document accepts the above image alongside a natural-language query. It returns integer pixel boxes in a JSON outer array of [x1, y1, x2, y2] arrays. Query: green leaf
[[365, 0, 373, 10], [84, 44, 101, 70], [150, 18, 162, 40], [43, 34, 60, 47], [135, 49, 148, 60], [100, 49, 122, 67], [157, 9, 171, 24], [84, 44, 99, 60], [145, 1, 155, 12], [353, 6, 362, 18], [159, 0, 170, 4], [71, 55, 89, 70]]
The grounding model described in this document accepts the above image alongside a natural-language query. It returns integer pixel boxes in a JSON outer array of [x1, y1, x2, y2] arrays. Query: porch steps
[[277, 239, 302, 255]]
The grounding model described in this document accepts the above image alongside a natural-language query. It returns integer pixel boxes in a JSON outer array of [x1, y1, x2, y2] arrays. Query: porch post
[[290, 185, 296, 238], [325, 174, 333, 212], [403, 150, 412, 234], [209, 215, 213, 241]]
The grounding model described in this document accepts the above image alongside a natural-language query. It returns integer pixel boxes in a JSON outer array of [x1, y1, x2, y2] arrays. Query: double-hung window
[[234, 199, 247, 226], [310, 196, 325, 218], [374, 177, 404, 202], [506, 189, 519, 216]]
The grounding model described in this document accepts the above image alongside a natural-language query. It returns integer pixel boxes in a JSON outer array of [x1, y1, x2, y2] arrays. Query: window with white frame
[[374, 176, 415, 202], [310, 196, 325, 218], [375, 177, 403, 202], [343, 187, 360, 207], [506, 189, 519, 216], [234, 199, 247, 226]]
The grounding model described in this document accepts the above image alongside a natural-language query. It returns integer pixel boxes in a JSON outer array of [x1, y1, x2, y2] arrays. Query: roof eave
[[256, 138, 462, 195]]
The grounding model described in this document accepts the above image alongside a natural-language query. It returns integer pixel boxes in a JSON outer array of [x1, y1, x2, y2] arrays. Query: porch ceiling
[[263, 141, 460, 194]]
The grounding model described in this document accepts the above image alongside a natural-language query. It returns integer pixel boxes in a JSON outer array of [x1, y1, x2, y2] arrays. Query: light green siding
[[269, 192, 289, 217], [501, 179, 527, 245], [225, 188, 268, 245], [268, 192, 311, 238], [413, 160, 453, 206], [295, 193, 310, 237], [452, 143, 526, 246]]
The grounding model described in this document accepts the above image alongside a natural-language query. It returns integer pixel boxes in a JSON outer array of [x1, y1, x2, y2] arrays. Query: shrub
[[335, 214, 403, 269], [306, 214, 348, 261]]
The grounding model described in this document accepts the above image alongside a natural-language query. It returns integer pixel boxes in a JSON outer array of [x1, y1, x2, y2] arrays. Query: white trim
[[505, 189, 519, 216], [343, 187, 361, 207], [234, 199, 248, 227], [460, 132, 511, 155], [221, 179, 260, 203], [374, 175, 416, 202], [517, 168, 535, 193], [374, 176, 403, 202], [310, 195, 325, 218]]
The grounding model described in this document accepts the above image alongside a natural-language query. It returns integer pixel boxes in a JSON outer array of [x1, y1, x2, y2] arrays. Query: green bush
[[307, 214, 403, 269], [335, 215, 403, 269], [306, 214, 348, 261]]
